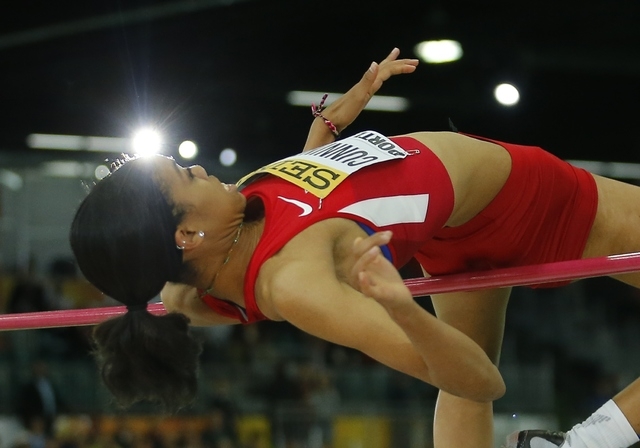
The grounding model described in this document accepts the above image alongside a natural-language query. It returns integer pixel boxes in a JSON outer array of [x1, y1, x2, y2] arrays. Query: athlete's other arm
[[303, 48, 419, 151], [269, 233, 505, 403], [161, 283, 240, 326]]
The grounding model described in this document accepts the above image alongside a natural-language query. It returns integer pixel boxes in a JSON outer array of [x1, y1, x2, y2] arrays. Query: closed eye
[[186, 167, 195, 180]]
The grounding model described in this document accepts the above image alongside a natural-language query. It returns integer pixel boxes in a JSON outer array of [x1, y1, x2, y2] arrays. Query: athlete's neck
[[203, 219, 264, 305]]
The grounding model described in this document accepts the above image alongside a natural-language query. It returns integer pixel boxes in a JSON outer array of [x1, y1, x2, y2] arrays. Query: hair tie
[[126, 302, 148, 313]]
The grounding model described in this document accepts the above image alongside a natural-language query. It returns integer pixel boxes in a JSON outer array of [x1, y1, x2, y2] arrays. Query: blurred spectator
[[13, 359, 68, 437]]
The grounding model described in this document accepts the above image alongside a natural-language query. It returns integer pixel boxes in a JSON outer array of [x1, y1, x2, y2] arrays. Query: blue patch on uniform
[[356, 222, 393, 262]]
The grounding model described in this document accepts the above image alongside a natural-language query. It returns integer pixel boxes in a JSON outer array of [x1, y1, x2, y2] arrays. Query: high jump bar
[[2, 252, 640, 331]]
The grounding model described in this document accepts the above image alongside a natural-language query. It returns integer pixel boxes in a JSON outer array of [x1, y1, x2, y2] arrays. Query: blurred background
[[1, 0, 640, 447]]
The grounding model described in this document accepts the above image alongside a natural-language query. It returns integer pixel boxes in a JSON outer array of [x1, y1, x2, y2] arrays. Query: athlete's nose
[[190, 165, 208, 179]]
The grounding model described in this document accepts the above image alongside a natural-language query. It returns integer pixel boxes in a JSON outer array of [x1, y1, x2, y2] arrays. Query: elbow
[[161, 296, 179, 314], [160, 283, 190, 315]]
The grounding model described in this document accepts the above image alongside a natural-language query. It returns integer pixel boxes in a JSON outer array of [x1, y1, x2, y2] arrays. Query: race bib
[[236, 131, 408, 198]]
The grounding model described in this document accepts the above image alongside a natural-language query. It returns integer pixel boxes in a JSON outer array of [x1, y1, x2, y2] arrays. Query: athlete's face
[[153, 156, 245, 235]]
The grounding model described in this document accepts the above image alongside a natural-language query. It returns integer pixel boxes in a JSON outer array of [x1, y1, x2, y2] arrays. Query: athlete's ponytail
[[91, 309, 201, 410], [70, 157, 202, 411]]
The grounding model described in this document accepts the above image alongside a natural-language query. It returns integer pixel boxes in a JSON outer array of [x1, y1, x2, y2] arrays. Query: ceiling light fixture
[[414, 39, 463, 64], [287, 91, 409, 112], [26, 133, 129, 152]]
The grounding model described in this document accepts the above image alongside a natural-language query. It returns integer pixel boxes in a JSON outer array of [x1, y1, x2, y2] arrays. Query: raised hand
[[357, 47, 419, 106], [321, 48, 418, 133], [303, 47, 418, 151]]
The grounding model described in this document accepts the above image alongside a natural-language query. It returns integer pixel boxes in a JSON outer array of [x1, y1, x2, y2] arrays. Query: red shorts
[[414, 137, 598, 288]]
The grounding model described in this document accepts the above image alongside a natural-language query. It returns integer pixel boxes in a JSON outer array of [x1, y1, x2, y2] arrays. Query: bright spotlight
[[414, 40, 463, 64], [220, 148, 237, 167], [179, 140, 198, 159], [494, 83, 520, 106], [131, 128, 162, 156]]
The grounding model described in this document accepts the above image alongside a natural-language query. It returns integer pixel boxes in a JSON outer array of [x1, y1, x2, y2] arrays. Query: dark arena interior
[[1, 1, 640, 447]]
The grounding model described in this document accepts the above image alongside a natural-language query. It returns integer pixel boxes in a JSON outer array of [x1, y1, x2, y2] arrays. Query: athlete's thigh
[[583, 175, 640, 287], [430, 287, 512, 364]]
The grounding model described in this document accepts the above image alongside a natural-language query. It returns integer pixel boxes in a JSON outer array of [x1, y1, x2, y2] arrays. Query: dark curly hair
[[70, 156, 202, 411]]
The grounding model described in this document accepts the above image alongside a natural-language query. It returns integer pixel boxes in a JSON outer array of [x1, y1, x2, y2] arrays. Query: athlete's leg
[[579, 174, 640, 440], [508, 174, 640, 447], [430, 287, 512, 448]]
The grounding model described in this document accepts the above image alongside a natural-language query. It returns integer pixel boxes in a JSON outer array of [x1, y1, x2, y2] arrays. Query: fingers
[[359, 61, 379, 86], [382, 47, 401, 63], [358, 48, 419, 90], [379, 56, 419, 74], [352, 231, 392, 258], [372, 49, 419, 92], [353, 254, 383, 297], [352, 243, 385, 277], [351, 231, 392, 279], [385, 61, 419, 76], [380, 48, 418, 68]]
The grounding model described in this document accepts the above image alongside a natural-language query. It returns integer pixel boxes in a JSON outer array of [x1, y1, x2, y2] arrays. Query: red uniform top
[[200, 135, 455, 323]]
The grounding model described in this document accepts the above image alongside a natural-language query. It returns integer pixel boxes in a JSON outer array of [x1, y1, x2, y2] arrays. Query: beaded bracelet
[[311, 93, 340, 138]]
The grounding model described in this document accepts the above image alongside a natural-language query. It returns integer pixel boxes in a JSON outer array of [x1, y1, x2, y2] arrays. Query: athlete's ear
[[174, 227, 204, 250]]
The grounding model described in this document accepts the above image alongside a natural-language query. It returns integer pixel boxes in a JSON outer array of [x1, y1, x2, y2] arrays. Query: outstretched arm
[[303, 48, 419, 151], [351, 231, 506, 401]]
